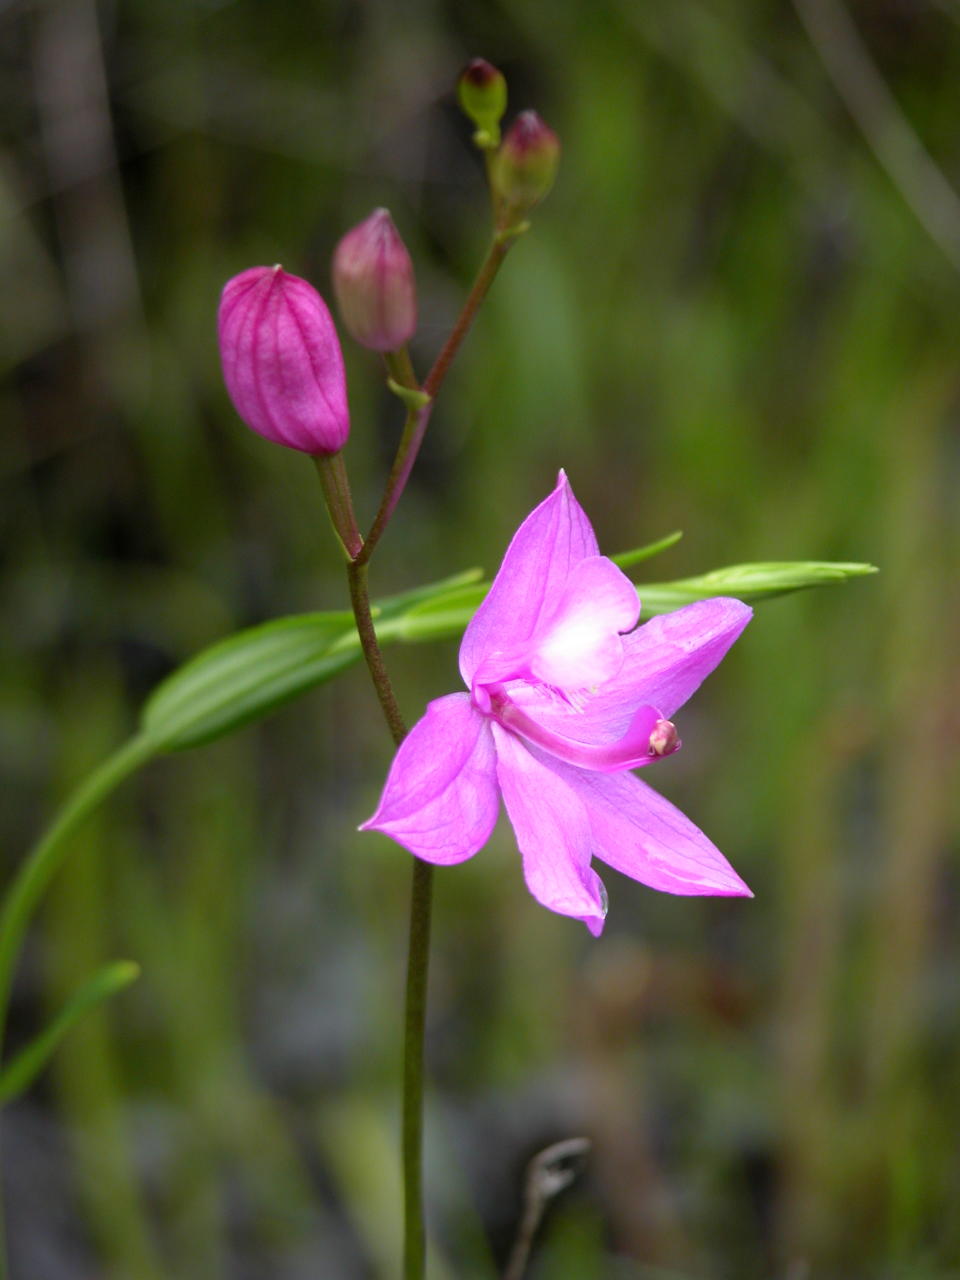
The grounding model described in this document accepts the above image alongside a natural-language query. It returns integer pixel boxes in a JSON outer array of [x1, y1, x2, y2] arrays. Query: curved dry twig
[[502, 1137, 592, 1280]]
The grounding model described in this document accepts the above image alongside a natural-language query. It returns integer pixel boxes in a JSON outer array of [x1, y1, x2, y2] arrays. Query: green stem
[[345, 556, 435, 1278], [313, 459, 433, 1277], [319, 236, 515, 1278], [423, 236, 510, 400], [357, 236, 511, 566], [0, 732, 156, 1280], [383, 346, 418, 391], [314, 452, 363, 560], [402, 857, 433, 1280], [346, 560, 407, 747]]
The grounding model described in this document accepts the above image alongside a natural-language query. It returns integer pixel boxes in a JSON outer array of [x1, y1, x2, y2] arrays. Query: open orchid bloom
[[362, 473, 753, 934]]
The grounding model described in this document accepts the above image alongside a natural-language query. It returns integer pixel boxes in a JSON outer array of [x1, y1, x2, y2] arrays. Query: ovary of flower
[[361, 472, 753, 935]]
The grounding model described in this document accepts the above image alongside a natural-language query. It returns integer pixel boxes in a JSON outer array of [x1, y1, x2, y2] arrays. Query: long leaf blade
[[142, 611, 357, 751], [635, 560, 878, 614], [139, 569, 488, 752]]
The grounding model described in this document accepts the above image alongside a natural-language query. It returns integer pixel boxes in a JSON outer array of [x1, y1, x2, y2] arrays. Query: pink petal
[[492, 725, 607, 934], [509, 596, 752, 748], [361, 694, 499, 864], [615, 597, 753, 719], [473, 556, 640, 693], [459, 472, 598, 687], [568, 766, 753, 897]]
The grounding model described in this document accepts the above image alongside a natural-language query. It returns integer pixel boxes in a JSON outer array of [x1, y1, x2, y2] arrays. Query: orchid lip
[[481, 684, 679, 773]]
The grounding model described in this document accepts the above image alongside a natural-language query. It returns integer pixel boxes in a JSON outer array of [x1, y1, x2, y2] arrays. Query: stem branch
[[357, 236, 511, 565]]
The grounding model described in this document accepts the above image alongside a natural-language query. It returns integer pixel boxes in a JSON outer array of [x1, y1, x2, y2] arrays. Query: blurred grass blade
[[636, 560, 878, 615], [0, 961, 140, 1106], [611, 530, 683, 568]]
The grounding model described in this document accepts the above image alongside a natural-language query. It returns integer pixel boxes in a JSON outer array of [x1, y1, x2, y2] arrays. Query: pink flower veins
[[218, 266, 349, 455], [362, 473, 753, 934]]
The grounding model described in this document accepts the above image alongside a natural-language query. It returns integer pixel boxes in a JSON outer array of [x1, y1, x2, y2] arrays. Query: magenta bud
[[458, 59, 508, 145], [218, 266, 349, 455], [493, 110, 560, 222], [332, 209, 417, 353]]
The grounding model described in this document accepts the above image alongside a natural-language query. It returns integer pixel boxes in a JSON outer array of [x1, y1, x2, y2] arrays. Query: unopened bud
[[458, 58, 507, 147], [648, 719, 680, 757], [332, 209, 417, 353], [218, 266, 349, 455], [493, 110, 559, 225]]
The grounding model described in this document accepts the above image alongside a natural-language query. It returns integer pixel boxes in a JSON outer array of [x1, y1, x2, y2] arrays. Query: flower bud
[[493, 111, 560, 224], [457, 58, 507, 146], [332, 209, 417, 353], [218, 266, 349, 455]]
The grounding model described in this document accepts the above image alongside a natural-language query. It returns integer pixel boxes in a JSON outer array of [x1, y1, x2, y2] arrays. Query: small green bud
[[492, 110, 560, 226], [458, 58, 507, 148]]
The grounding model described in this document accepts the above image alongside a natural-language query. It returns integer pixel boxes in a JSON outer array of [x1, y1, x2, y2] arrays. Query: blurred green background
[[2, 0, 959, 1276]]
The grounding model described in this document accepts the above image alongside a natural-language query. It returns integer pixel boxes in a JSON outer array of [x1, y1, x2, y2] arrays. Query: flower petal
[[508, 596, 752, 747], [568, 766, 752, 897], [613, 597, 753, 719], [492, 725, 607, 934], [459, 472, 598, 687], [361, 694, 499, 864], [529, 555, 640, 688], [473, 556, 640, 693]]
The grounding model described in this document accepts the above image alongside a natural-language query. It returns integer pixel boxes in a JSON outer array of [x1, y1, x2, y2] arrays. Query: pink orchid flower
[[362, 473, 753, 934]]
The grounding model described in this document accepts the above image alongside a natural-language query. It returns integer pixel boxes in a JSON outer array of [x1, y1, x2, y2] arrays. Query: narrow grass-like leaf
[[635, 560, 878, 615], [374, 567, 485, 619], [140, 570, 488, 753], [0, 961, 140, 1105], [141, 612, 357, 751], [382, 583, 490, 643], [611, 530, 683, 568]]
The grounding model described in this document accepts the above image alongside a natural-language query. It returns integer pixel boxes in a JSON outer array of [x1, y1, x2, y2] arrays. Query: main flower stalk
[[311, 225, 521, 1279]]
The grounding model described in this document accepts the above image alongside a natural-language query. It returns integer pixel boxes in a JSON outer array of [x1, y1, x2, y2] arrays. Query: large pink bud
[[218, 266, 350, 455], [332, 209, 417, 353]]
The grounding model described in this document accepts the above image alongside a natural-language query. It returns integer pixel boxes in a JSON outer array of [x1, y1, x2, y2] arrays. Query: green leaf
[[374, 567, 485, 620], [380, 582, 490, 644], [0, 961, 140, 1105], [139, 569, 489, 753], [611, 530, 683, 568], [142, 611, 357, 751], [635, 560, 878, 615]]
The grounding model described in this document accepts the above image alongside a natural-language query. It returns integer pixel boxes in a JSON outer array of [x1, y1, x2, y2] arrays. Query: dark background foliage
[[2, 0, 959, 1275]]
